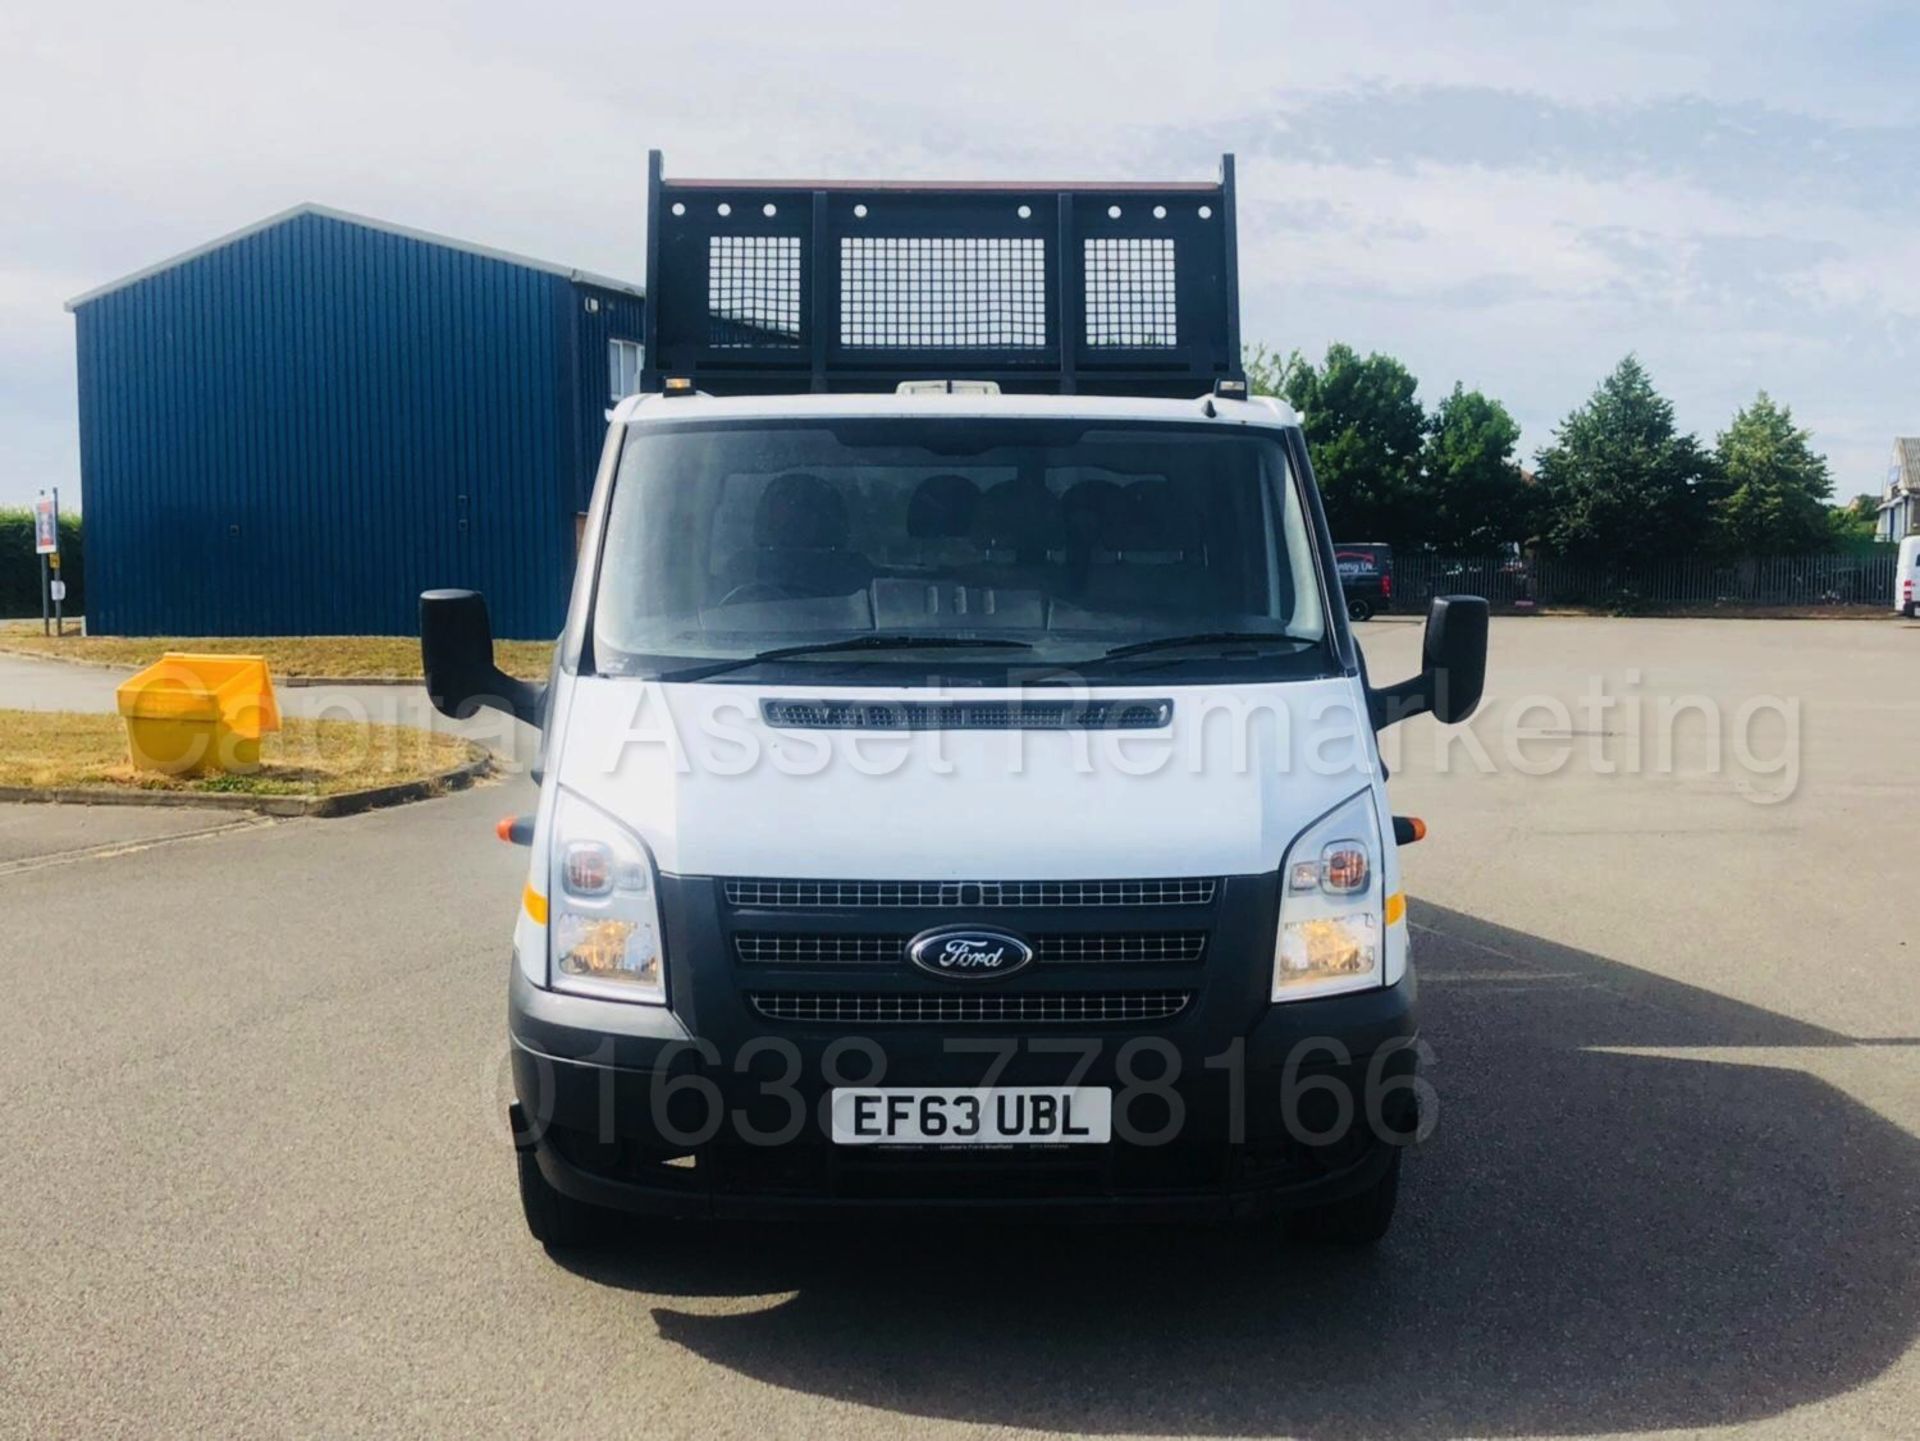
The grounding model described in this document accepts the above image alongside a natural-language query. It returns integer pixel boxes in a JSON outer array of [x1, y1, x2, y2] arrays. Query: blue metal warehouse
[[66, 205, 644, 638]]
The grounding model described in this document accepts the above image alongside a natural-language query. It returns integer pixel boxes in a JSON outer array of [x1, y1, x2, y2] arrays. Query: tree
[[1533, 355, 1719, 557], [1242, 342, 1289, 403], [1710, 392, 1834, 554], [1827, 493, 1880, 548], [1422, 383, 1530, 553], [1262, 343, 1428, 544], [1715, 394, 1835, 555]]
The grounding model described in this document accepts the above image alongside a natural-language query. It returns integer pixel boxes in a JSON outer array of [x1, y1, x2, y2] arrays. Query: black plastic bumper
[[508, 963, 1421, 1221]]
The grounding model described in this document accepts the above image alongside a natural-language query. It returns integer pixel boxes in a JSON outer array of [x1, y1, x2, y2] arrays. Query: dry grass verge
[[0, 627, 552, 680], [0, 709, 484, 798]]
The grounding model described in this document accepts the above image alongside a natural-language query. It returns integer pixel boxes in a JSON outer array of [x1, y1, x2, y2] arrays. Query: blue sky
[[2, 0, 1916, 509]]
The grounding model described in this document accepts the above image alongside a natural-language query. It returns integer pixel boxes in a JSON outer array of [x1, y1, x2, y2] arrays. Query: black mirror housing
[[1422, 594, 1489, 723], [1369, 594, 1489, 729], [420, 589, 545, 726]]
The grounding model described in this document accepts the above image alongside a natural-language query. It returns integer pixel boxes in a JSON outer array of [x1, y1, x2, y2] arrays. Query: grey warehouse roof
[[65, 202, 643, 311]]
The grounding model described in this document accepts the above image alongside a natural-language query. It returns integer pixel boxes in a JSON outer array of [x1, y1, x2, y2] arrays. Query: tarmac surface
[[2, 617, 1916, 1439]]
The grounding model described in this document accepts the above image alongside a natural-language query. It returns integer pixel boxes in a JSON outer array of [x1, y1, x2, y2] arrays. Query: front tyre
[[1284, 1148, 1401, 1245], [517, 1147, 610, 1250]]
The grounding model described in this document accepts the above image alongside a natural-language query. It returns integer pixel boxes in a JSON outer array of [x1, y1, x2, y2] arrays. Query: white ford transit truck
[[422, 153, 1488, 1250]]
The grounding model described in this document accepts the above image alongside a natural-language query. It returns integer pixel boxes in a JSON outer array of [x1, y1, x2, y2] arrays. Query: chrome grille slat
[[723, 877, 1218, 909], [735, 933, 1207, 966], [749, 991, 1193, 1025]]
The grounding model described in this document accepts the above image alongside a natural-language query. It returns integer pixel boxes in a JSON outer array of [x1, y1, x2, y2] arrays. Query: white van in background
[[1897, 537, 1920, 617]]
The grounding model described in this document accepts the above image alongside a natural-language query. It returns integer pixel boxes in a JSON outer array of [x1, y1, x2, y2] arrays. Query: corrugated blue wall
[[72, 210, 634, 638], [571, 283, 647, 514]]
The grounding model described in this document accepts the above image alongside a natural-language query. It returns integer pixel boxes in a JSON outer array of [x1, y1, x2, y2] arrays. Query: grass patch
[[0, 627, 553, 680], [0, 709, 484, 798]]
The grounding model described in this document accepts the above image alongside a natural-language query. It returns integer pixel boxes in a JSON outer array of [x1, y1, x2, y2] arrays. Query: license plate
[[830, 1087, 1112, 1145]]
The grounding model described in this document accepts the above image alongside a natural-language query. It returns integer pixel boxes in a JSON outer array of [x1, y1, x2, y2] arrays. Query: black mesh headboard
[[642, 151, 1242, 398]]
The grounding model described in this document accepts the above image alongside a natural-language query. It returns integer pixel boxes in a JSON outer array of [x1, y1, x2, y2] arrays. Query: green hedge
[[0, 508, 84, 618]]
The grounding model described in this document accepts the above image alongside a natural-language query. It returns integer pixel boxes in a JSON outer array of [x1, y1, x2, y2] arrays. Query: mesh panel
[[1085, 237, 1177, 348], [708, 236, 802, 348], [841, 237, 1047, 349]]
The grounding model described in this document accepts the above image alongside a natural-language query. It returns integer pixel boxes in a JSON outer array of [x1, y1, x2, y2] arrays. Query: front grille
[[723, 877, 1218, 909], [749, 991, 1194, 1025], [735, 933, 1207, 966], [1042, 932, 1206, 964], [735, 934, 902, 966]]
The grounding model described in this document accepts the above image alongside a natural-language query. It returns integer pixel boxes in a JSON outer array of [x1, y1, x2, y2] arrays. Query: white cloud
[[1, 0, 1915, 508]]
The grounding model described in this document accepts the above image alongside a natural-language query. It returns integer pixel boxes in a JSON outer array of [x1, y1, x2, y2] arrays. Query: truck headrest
[[907, 474, 981, 540], [754, 473, 848, 550]]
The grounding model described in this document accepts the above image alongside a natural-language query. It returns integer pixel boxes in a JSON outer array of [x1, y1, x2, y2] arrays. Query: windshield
[[590, 417, 1331, 684]]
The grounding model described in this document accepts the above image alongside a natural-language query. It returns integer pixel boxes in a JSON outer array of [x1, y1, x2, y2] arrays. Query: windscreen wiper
[[1095, 630, 1313, 662], [655, 634, 1035, 683]]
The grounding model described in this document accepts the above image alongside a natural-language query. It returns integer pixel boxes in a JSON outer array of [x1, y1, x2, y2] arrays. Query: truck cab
[[422, 154, 1488, 1248]]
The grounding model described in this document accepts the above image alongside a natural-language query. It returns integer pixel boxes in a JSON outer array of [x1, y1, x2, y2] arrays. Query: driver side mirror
[[420, 589, 546, 727], [1369, 594, 1489, 729]]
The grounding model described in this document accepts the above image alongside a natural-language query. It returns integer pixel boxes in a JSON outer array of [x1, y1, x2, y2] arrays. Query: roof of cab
[[611, 389, 1299, 429]]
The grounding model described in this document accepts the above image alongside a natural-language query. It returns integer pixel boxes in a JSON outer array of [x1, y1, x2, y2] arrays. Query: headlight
[[548, 788, 666, 1005], [1273, 790, 1384, 1002]]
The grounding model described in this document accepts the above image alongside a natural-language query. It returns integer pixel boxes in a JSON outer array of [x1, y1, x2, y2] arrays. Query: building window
[[609, 338, 642, 403]]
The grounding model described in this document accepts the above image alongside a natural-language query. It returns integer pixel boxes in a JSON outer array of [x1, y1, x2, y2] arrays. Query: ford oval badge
[[908, 927, 1035, 981]]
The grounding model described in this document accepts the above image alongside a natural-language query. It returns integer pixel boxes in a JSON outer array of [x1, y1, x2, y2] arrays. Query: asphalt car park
[[2, 615, 1917, 1439]]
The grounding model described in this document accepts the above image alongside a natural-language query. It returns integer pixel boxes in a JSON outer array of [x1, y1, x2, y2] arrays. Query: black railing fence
[[1390, 553, 1898, 612]]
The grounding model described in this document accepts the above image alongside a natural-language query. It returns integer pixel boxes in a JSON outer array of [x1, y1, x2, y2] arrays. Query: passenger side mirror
[[420, 589, 546, 727], [1369, 594, 1489, 728]]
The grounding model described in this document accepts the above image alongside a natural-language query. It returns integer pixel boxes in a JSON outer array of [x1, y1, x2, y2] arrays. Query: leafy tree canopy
[[1713, 391, 1834, 555], [1257, 342, 1428, 544], [1422, 383, 1529, 554], [1827, 493, 1880, 548], [1532, 355, 1719, 557]]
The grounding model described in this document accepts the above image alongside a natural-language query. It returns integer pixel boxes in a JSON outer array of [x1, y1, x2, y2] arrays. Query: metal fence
[[1391, 553, 1898, 612]]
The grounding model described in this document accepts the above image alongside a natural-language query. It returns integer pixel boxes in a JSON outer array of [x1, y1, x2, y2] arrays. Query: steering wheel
[[718, 580, 804, 606]]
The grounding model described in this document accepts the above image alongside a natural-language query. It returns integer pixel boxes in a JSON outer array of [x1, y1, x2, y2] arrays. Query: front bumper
[[508, 963, 1420, 1222]]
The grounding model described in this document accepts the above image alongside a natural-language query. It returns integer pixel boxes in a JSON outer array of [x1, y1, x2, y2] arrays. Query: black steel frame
[[642, 151, 1243, 398]]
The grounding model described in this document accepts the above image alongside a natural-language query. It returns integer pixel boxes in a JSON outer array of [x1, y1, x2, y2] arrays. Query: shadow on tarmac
[[557, 902, 1920, 1438]]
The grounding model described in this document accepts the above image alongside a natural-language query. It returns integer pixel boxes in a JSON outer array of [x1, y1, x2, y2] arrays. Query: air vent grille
[[759, 698, 1172, 731]]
